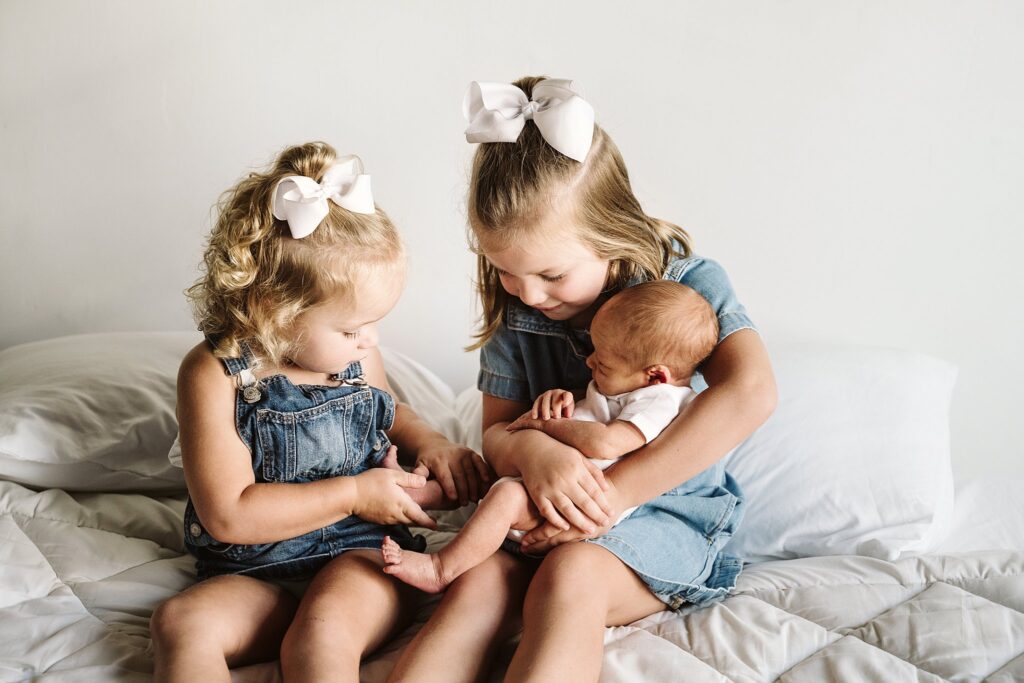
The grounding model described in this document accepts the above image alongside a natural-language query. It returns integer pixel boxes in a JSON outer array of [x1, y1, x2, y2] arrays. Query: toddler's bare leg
[[381, 479, 539, 593], [150, 575, 297, 682]]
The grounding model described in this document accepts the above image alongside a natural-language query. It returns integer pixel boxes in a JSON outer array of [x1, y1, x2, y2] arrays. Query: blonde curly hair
[[467, 76, 692, 350], [187, 141, 404, 367]]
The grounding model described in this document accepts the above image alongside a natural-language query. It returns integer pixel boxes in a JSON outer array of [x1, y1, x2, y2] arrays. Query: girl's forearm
[[388, 403, 451, 459], [608, 379, 776, 508], [199, 476, 358, 545]]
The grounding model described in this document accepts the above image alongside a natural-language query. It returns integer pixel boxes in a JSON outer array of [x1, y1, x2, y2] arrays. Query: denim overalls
[[478, 255, 751, 609], [184, 343, 426, 581]]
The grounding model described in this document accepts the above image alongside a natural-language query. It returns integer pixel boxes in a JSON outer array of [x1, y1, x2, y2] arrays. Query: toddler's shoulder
[[178, 341, 232, 397]]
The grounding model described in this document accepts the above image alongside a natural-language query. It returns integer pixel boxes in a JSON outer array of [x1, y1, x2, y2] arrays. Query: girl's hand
[[517, 441, 611, 533], [520, 477, 625, 554], [414, 438, 491, 507], [530, 389, 575, 420], [351, 467, 437, 529]]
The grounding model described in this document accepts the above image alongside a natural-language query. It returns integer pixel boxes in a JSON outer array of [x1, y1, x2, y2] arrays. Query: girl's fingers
[[436, 468, 457, 501], [471, 452, 492, 485], [450, 463, 470, 506], [565, 397, 575, 418], [552, 493, 596, 535], [583, 459, 610, 492], [460, 456, 479, 502], [520, 522, 561, 546], [412, 463, 430, 478], [572, 483, 611, 528], [403, 503, 437, 530], [535, 497, 571, 531], [397, 471, 427, 489]]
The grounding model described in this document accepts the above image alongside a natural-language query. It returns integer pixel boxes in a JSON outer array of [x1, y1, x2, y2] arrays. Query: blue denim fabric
[[184, 343, 426, 581], [477, 254, 753, 609]]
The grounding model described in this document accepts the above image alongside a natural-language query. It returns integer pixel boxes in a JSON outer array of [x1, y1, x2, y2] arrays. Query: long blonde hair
[[187, 141, 403, 367], [467, 76, 692, 349]]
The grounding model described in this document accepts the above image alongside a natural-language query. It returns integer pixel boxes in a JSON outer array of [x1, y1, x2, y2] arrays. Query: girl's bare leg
[[505, 543, 666, 682], [151, 575, 298, 683], [388, 550, 534, 683], [280, 549, 420, 682], [383, 480, 538, 593]]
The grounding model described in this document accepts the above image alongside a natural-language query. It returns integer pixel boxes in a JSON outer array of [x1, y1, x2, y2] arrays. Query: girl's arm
[[482, 395, 612, 532], [178, 343, 434, 545], [361, 348, 490, 505], [610, 329, 776, 507], [521, 329, 776, 551]]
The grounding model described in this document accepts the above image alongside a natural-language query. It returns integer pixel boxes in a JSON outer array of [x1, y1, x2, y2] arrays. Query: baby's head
[[188, 141, 404, 371], [586, 281, 718, 396], [465, 76, 693, 347]]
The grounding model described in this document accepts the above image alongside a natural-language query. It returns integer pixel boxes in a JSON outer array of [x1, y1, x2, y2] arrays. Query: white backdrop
[[1, 1, 1021, 479]]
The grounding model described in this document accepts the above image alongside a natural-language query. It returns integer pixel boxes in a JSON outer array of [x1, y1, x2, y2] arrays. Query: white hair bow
[[271, 156, 374, 239], [462, 79, 596, 162]]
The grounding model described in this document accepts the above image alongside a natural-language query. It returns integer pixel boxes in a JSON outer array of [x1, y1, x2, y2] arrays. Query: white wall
[[2, 1, 1021, 479]]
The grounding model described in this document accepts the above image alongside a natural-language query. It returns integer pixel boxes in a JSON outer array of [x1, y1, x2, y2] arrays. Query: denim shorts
[[586, 465, 744, 609]]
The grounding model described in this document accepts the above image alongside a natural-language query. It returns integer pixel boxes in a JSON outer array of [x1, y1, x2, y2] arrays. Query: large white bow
[[462, 79, 595, 162], [271, 156, 374, 239]]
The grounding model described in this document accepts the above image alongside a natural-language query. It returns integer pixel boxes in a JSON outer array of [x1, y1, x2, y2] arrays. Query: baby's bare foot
[[381, 535, 452, 594]]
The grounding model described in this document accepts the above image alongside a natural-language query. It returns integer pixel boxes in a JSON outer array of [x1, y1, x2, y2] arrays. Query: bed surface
[[1, 476, 1022, 683], [1, 335, 1020, 681]]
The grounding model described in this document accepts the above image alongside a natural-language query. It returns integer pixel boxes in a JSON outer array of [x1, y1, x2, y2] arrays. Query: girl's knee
[[529, 544, 607, 601], [448, 553, 531, 603], [150, 594, 208, 646], [280, 616, 358, 665]]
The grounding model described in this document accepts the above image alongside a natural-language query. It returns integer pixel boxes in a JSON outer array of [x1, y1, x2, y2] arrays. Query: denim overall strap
[[203, 336, 260, 402]]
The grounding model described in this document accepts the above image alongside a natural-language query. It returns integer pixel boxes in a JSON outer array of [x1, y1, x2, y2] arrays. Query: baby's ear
[[645, 365, 672, 385]]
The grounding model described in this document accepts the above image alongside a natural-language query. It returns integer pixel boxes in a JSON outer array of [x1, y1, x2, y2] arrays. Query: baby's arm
[[362, 348, 490, 506], [507, 388, 645, 460], [507, 414, 644, 461]]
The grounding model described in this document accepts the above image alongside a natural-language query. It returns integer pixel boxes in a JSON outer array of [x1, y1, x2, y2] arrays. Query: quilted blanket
[[1, 480, 1022, 682]]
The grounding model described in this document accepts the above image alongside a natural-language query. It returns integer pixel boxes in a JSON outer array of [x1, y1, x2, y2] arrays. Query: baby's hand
[[531, 388, 575, 420], [506, 411, 544, 432]]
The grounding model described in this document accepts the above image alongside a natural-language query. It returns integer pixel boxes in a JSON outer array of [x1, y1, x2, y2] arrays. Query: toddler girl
[[149, 142, 487, 682]]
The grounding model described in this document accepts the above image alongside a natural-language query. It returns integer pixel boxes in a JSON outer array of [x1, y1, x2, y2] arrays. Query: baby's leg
[[381, 479, 539, 593], [379, 445, 454, 510], [280, 549, 420, 681], [150, 574, 298, 682]]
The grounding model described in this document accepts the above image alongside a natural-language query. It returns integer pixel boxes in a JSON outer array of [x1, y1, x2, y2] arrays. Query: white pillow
[[1, 333, 467, 494], [453, 344, 957, 562], [726, 345, 957, 562], [0, 332, 199, 492]]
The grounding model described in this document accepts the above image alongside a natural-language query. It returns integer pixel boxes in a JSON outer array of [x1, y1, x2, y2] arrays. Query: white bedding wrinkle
[[2, 477, 1023, 682]]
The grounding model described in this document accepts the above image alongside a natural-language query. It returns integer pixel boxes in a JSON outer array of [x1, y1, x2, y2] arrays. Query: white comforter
[[2, 479, 1022, 683]]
